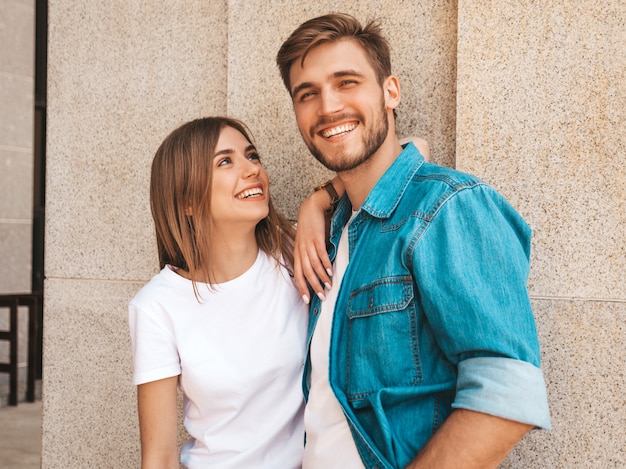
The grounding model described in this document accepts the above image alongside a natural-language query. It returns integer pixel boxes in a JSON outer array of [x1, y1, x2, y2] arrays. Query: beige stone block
[[502, 299, 626, 468], [45, 1, 229, 282], [456, 1, 625, 300], [0, 223, 32, 293], [0, 148, 33, 219], [0, 0, 34, 77], [41, 278, 143, 468], [0, 74, 34, 148]]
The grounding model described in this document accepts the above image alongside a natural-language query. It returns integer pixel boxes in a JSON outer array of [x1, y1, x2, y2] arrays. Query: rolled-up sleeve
[[454, 356, 551, 429]]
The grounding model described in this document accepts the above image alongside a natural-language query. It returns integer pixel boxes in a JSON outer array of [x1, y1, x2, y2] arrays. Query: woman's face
[[209, 125, 270, 230]]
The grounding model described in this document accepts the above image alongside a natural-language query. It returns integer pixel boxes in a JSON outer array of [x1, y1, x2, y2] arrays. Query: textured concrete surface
[[41, 278, 142, 468], [45, 0, 229, 284], [456, 0, 625, 300], [502, 300, 626, 467]]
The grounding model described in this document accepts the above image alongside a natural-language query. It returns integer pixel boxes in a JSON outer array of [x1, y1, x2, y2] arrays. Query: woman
[[129, 117, 309, 468]]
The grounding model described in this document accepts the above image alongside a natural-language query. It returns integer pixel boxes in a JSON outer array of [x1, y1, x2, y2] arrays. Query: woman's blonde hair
[[150, 117, 295, 294]]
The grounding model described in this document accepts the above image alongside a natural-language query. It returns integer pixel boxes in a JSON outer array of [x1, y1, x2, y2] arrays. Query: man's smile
[[319, 122, 358, 139]]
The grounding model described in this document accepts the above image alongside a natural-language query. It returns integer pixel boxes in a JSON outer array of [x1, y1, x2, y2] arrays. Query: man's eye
[[298, 91, 316, 102], [340, 79, 357, 87]]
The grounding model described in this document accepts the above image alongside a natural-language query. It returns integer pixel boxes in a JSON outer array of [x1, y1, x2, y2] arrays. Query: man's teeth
[[320, 123, 357, 138], [236, 188, 263, 199]]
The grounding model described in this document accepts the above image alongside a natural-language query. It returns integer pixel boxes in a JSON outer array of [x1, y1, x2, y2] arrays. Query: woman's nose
[[242, 158, 261, 178]]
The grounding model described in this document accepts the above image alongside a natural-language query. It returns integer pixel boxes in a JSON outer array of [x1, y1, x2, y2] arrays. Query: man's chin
[[313, 152, 370, 172]]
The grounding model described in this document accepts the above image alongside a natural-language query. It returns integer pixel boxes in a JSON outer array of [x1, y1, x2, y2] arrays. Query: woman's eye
[[248, 152, 261, 162], [217, 157, 231, 167]]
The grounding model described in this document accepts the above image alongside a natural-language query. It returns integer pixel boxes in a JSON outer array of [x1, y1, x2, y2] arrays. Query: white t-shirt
[[303, 216, 365, 468], [129, 250, 308, 469]]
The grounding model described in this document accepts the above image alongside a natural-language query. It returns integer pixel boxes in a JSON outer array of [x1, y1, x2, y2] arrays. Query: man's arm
[[406, 409, 532, 469], [406, 183, 550, 468]]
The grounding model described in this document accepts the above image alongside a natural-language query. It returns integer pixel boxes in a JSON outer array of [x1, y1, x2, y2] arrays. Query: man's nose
[[319, 88, 344, 116]]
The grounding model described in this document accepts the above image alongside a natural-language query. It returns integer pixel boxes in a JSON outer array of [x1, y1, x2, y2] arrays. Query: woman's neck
[[173, 224, 260, 284], [209, 234, 259, 283], [205, 225, 260, 283]]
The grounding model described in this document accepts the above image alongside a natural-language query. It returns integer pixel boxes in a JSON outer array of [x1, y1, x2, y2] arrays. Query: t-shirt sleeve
[[128, 299, 181, 386]]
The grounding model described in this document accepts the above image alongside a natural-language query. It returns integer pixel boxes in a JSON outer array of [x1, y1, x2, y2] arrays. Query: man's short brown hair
[[276, 13, 392, 95]]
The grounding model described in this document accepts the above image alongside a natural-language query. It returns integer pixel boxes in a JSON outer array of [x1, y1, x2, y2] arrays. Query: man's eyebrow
[[292, 81, 313, 98], [332, 69, 364, 80], [292, 70, 365, 97]]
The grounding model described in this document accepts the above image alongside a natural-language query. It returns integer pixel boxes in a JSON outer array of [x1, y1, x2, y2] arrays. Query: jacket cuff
[[453, 356, 551, 429]]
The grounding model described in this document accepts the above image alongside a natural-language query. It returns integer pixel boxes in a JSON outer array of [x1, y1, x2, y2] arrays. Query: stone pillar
[[457, 1, 626, 467]]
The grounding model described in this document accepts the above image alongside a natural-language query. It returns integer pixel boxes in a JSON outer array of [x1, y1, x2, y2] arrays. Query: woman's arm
[[137, 376, 180, 469], [399, 136, 431, 160], [294, 136, 430, 302], [294, 177, 343, 303]]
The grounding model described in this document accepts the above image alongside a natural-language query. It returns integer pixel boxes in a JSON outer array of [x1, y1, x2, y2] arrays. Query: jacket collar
[[329, 142, 425, 246], [361, 142, 425, 218]]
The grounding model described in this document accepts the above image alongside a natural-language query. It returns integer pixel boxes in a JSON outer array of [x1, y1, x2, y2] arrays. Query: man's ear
[[383, 75, 401, 110]]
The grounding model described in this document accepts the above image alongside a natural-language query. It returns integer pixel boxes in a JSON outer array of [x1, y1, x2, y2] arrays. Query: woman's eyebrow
[[214, 144, 256, 158], [214, 148, 234, 158]]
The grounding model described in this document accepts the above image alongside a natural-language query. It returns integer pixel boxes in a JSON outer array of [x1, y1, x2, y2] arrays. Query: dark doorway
[[32, 0, 47, 379]]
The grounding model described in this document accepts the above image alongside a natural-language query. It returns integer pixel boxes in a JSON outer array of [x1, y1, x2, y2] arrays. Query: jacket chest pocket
[[345, 276, 422, 401]]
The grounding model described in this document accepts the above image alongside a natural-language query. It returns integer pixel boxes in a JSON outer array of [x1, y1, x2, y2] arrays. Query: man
[[277, 13, 551, 469]]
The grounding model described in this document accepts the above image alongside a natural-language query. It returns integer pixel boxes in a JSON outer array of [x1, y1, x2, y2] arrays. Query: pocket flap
[[346, 276, 414, 318]]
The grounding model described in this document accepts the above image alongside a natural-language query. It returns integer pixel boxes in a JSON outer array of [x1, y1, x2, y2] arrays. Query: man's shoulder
[[397, 162, 488, 208], [384, 160, 513, 226], [413, 161, 485, 191]]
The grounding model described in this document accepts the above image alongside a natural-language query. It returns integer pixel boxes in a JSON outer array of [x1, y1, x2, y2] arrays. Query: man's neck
[[338, 133, 404, 210]]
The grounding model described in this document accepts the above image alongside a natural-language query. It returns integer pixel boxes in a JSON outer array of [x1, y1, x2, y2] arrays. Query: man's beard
[[305, 101, 389, 172]]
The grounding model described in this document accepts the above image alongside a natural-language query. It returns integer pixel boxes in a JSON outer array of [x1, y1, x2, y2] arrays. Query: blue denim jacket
[[303, 143, 551, 469]]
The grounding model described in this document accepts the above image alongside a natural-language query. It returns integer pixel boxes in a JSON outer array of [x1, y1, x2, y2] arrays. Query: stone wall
[[41, 1, 625, 467]]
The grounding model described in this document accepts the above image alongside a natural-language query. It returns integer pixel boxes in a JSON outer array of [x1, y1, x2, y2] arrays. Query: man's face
[[289, 39, 391, 172]]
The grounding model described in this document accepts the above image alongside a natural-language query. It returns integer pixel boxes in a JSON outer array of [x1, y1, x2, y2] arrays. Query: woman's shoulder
[[130, 266, 193, 310]]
